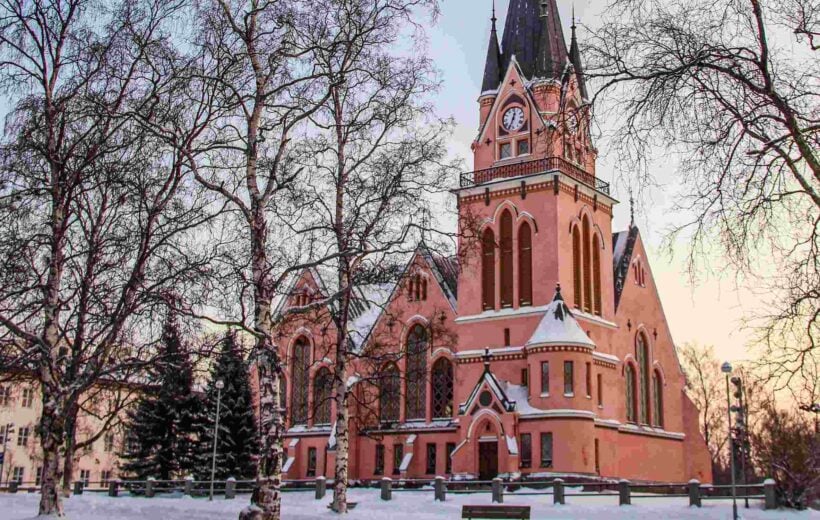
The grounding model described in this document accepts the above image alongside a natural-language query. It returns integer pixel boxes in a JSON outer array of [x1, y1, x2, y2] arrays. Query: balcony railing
[[459, 156, 610, 196]]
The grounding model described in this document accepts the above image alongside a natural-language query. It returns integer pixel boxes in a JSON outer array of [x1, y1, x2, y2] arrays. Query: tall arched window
[[380, 363, 400, 423], [313, 367, 332, 425], [279, 376, 287, 422], [405, 325, 428, 420], [625, 364, 637, 423], [482, 228, 496, 311], [291, 338, 310, 425], [652, 370, 664, 428], [582, 216, 592, 313], [499, 210, 514, 307], [636, 333, 651, 425], [431, 358, 454, 418], [572, 226, 582, 308], [518, 222, 533, 307], [592, 234, 602, 316]]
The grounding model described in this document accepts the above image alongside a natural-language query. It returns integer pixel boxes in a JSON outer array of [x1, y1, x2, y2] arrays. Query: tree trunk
[[331, 368, 350, 513], [38, 390, 67, 516], [61, 403, 80, 497]]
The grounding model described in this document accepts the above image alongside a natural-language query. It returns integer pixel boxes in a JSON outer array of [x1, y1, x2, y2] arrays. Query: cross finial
[[491, 0, 496, 24], [482, 347, 492, 369], [572, 5, 576, 29]]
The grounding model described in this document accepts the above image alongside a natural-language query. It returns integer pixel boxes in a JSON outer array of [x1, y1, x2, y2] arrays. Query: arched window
[[291, 338, 310, 425], [518, 222, 533, 307], [572, 226, 582, 308], [279, 375, 287, 422], [625, 363, 637, 423], [313, 367, 332, 425], [482, 228, 496, 311], [405, 325, 428, 420], [652, 370, 664, 428], [380, 363, 400, 423], [592, 234, 602, 316], [636, 333, 651, 425], [499, 210, 514, 308], [431, 358, 454, 419], [582, 216, 592, 313]]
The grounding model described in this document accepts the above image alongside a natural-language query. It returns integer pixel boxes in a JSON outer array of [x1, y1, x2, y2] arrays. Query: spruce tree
[[120, 312, 204, 480], [196, 331, 259, 480]]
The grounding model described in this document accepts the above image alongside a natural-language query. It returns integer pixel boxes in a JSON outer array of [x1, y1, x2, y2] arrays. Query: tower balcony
[[459, 156, 610, 196]]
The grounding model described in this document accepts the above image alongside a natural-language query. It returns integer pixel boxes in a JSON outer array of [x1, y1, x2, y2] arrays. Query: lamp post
[[721, 362, 738, 520], [209, 379, 225, 501]]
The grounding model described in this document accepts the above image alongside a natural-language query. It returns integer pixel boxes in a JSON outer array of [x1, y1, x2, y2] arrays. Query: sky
[[425, 0, 759, 363]]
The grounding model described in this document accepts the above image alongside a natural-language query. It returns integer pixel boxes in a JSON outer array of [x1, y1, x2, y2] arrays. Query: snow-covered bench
[[461, 504, 531, 519]]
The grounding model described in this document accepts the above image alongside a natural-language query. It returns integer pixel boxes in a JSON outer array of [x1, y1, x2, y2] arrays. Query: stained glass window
[[637, 333, 650, 424], [380, 363, 400, 423], [582, 216, 592, 313], [405, 325, 428, 420], [431, 358, 454, 419], [500, 210, 514, 307], [518, 222, 533, 306], [313, 367, 333, 425], [652, 370, 664, 428], [482, 228, 496, 310], [625, 364, 636, 423], [291, 338, 310, 425]]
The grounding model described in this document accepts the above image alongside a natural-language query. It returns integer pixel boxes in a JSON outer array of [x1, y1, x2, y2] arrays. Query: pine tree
[[120, 312, 204, 480], [196, 331, 260, 480]]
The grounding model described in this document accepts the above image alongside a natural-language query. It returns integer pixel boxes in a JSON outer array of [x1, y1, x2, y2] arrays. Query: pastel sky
[[426, 0, 759, 363]]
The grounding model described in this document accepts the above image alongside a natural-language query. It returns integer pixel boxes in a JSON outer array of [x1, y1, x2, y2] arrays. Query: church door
[[478, 441, 498, 481]]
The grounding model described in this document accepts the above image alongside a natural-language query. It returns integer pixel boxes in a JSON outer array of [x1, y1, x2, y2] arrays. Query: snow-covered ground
[[3, 487, 818, 519]]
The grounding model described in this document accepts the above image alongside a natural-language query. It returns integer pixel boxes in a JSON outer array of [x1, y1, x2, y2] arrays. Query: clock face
[[502, 107, 525, 132]]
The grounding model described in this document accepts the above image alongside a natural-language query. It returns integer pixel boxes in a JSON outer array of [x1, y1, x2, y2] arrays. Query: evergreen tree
[[196, 331, 259, 480], [120, 313, 204, 480]]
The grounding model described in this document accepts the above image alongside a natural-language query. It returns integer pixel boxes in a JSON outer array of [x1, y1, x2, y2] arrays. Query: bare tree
[[585, 0, 819, 395]]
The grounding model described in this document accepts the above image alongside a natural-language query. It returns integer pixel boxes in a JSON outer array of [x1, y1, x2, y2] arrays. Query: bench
[[461, 505, 531, 519]]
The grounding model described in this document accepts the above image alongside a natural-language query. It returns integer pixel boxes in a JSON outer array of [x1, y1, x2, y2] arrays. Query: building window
[[313, 367, 333, 425], [518, 222, 533, 307], [380, 363, 401, 423], [21, 387, 34, 408], [540, 362, 549, 395], [306, 447, 317, 477], [408, 274, 428, 302], [625, 364, 637, 423], [563, 361, 574, 395], [585, 363, 592, 398], [517, 139, 530, 156], [431, 358, 454, 419], [83, 442, 93, 454], [104, 432, 116, 452], [521, 368, 528, 387], [17, 426, 30, 447], [482, 228, 496, 311], [405, 325, 428, 421], [592, 235, 602, 316], [540, 432, 553, 468], [504, 328, 510, 346], [652, 370, 664, 428], [291, 337, 311, 425], [594, 439, 600, 474], [35, 467, 43, 486], [446, 443, 455, 474], [79, 469, 90, 487], [0, 386, 10, 406], [0, 424, 11, 444], [393, 444, 404, 475], [279, 376, 287, 424], [499, 210, 514, 308], [499, 142, 512, 159], [637, 333, 651, 425], [375, 444, 385, 475], [101, 470, 112, 488], [597, 373, 603, 406], [572, 226, 582, 308], [426, 443, 437, 474], [12, 467, 24, 485], [582, 217, 592, 313], [520, 433, 532, 468]]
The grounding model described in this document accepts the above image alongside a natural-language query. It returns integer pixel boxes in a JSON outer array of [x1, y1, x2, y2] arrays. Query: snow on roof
[[505, 435, 519, 455], [347, 283, 395, 352], [525, 286, 594, 349]]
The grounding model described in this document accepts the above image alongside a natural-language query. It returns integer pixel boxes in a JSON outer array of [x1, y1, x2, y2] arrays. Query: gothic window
[[500, 210, 514, 307], [291, 338, 310, 425], [563, 361, 574, 395], [582, 216, 592, 313], [431, 357, 454, 419], [572, 226, 582, 308], [540, 432, 553, 467], [540, 361, 549, 395], [592, 234, 602, 316], [625, 364, 637, 423], [408, 274, 429, 302], [482, 228, 496, 311], [405, 325, 428, 420], [313, 367, 333, 425], [652, 370, 664, 428], [380, 363, 400, 423], [637, 333, 651, 424], [518, 222, 533, 306], [520, 433, 532, 468]]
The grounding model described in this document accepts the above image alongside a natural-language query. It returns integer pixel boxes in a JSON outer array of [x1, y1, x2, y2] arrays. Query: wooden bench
[[461, 505, 531, 519]]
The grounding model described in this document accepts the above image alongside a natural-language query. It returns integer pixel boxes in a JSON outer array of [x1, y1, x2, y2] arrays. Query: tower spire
[[501, 0, 569, 80], [568, 5, 589, 100], [481, 0, 503, 93]]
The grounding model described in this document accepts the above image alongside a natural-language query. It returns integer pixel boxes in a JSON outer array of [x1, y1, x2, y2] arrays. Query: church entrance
[[478, 440, 498, 480]]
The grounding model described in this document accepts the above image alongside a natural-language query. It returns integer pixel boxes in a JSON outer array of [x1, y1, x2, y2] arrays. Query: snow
[[525, 298, 595, 349], [3, 487, 815, 520], [347, 283, 394, 352], [505, 434, 519, 455]]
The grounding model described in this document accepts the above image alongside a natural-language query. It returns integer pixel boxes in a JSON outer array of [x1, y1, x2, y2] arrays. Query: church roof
[[481, 7, 503, 93], [500, 0, 569, 81], [525, 285, 594, 348], [613, 225, 640, 311], [568, 18, 589, 101], [458, 349, 517, 415]]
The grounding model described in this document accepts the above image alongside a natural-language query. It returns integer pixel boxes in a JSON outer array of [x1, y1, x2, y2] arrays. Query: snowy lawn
[[3, 487, 818, 519]]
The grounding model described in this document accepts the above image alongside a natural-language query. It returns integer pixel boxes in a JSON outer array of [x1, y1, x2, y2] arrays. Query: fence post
[[73, 480, 84, 496], [492, 477, 503, 504], [226, 477, 236, 499], [109, 479, 120, 498], [146, 477, 155, 498], [434, 476, 445, 502], [315, 476, 326, 500], [553, 478, 565, 505], [688, 479, 701, 507], [764, 478, 777, 510], [9, 481, 18, 494], [380, 477, 392, 501], [618, 479, 631, 506], [184, 475, 194, 496]]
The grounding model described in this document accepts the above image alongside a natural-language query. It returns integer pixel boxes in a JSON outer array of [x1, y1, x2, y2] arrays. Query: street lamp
[[721, 362, 738, 520], [209, 379, 225, 501]]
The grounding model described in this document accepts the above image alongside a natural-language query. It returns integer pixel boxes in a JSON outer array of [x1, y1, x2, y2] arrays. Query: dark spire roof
[[501, 0, 569, 81], [569, 11, 589, 100], [481, 2, 503, 92]]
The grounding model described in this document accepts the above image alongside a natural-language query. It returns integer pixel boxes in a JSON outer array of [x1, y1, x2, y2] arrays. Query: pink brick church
[[264, 0, 713, 484]]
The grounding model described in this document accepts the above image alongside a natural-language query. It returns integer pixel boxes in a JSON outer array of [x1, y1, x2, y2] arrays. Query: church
[[267, 0, 713, 484]]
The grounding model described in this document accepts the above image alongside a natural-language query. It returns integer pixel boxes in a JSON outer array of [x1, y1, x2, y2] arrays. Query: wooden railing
[[459, 156, 610, 195]]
